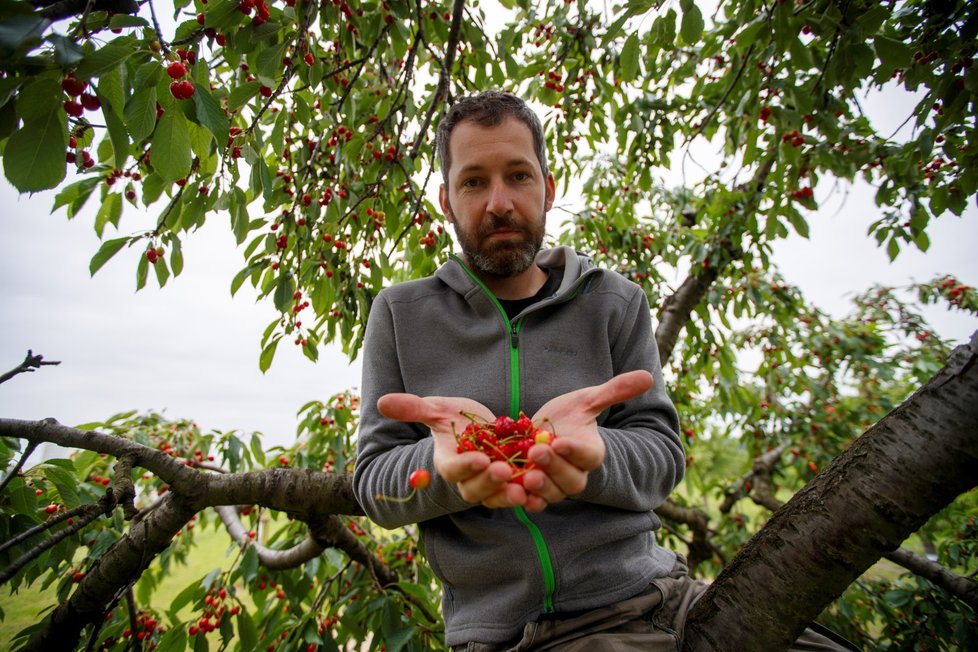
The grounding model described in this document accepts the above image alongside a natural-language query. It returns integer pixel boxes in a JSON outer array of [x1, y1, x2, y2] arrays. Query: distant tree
[[1, 0, 976, 649]]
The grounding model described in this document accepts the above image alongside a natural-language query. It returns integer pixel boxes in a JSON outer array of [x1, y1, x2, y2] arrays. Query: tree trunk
[[682, 333, 978, 651]]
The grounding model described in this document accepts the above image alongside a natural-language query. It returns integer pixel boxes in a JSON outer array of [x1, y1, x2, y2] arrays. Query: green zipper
[[452, 254, 558, 613], [514, 506, 556, 611]]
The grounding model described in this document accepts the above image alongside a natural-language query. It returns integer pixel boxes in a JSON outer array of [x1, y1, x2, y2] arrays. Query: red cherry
[[493, 415, 516, 437], [80, 93, 101, 111], [169, 80, 195, 100], [408, 469, 431, 490], [166, 61, 188, 79], [64, 100, 84, 117], [145, 248, 159, 264], [61, 76, 87, 96]]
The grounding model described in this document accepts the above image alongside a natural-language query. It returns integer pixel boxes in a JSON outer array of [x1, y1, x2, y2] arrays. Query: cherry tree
[[1, 0, 976, 649]]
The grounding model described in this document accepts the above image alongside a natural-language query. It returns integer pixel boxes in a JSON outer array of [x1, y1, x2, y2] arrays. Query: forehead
[[447, 117, 536, 174]]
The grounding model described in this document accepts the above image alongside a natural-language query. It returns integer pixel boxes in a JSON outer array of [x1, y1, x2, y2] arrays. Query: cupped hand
[[519, 370, 654, 509], [377, 393, 531, 508]]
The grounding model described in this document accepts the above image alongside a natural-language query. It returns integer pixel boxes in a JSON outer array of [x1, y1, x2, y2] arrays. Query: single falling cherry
[[409, 468, 430, 490]]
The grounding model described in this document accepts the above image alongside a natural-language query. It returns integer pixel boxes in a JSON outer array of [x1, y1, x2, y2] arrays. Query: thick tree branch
[[655, 498, 720, 570], [0, 418, 202, 494], [23, 494, 198, 652], [683, 333, 978, 651], [216, 504, 326, 570]]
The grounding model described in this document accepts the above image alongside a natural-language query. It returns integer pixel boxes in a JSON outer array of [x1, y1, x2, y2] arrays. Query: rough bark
[[682, 334, 978, 651], [23, 494, 198, 652]]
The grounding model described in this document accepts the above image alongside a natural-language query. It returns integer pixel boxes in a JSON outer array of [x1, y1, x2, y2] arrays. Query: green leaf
[[886, 237, 899, 261], [97, 65, 126, 120], [168, 580, 200, 617], [2, 110, 67, 192], [151, 109, 192, 183], [52, 176, 100, 217], [102, 99, 130, 170], [136, 245, 149, 290], [236, 608, 258, 650], [259, 336, 280, 373], [76, 38, 138, 81], [786, 209, 810, 239], [15, 76, 61, 122], [47, 33, 85, 67], [109, 14, 149, 29], [154, 623, 188, 652], [170, 237, 184, 276], [43, 464, 80, 509], [191, 83, 229, 149], [125, 87, 159, 143], [601, 12, 632, 49], [620, 33, 640, 82], [228, 81, 261, 111], [256, 43, 287, 81], [89, 237, 130, 275], [874, 34, 912, 78], [153, 253, 170, 287], [94, 192, 122, 238], [273, 272, 295, 312], [680, 3, 704, 45], [0, 13, 49, 54]]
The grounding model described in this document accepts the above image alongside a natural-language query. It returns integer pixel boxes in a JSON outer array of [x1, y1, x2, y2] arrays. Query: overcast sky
[[1, 71, 976, 459]]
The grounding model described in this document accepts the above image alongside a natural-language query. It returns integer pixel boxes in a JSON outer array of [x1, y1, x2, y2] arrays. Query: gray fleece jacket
[[352, 246, 684, 647]]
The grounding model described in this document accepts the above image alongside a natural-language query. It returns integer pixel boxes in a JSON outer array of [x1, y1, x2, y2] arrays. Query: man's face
[[439, 117, 555, 278]]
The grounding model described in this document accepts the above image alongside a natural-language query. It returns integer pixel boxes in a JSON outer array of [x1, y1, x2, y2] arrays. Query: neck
[[474, 263, 548, 300]]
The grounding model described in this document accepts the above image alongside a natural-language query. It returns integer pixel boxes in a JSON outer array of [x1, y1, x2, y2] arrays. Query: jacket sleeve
[[352, 292, 473, 529], [573, 286, 685, 513]]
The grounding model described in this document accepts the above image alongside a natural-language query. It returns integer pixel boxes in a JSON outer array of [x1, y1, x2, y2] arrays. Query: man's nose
[[485, 178, 513, 215]]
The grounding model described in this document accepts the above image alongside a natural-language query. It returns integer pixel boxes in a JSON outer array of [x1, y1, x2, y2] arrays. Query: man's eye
[[462, 178, 480, 188], [513, 172, 529, 181]]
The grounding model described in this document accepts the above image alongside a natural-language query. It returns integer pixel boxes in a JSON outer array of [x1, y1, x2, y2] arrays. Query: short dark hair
[[435, 90, 549, 186]]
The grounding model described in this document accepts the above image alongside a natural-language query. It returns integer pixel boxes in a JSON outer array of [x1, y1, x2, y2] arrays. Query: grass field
[[0, 525, 237, 649]]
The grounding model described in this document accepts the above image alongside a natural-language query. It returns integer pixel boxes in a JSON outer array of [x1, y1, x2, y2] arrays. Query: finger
[[482, 482, 528, 509], [578, 370, 653, 417], [528, 442, 595, 495], [456, 461, 515, 503], [436, 449, 490, 484], [519, 467, 568, 504], [377, 393, 432, 424]]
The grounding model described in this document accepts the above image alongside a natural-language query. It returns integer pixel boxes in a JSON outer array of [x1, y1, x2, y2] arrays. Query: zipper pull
[[511, 323, 519, 348]]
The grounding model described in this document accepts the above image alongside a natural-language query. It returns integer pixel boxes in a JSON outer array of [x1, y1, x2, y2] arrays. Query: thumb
[[581, 370, 654, 416], [377, 393, 432, 425]]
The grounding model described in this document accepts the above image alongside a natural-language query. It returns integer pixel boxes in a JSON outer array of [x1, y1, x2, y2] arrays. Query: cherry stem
[[375, 487, 419, 503]]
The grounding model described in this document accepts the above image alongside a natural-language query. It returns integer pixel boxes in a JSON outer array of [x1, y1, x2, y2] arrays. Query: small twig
[[0, 350, 61, 385], [686, 43, 755, 145], [146, 0, 170, 57], [409, 0, 465, 159], [0, 502, 106, 586], [0, 441, 38, 496]]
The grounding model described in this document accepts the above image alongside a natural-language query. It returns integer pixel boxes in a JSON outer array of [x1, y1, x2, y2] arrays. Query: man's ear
[[439, 184, 455, 223], [544, 173, 556, 212]]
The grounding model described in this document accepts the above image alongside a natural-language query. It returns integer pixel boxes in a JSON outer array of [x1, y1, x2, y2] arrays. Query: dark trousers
[[453, 555, 851, 651]]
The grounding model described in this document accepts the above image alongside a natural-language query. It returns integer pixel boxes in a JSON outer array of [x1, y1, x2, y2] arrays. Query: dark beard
[[455, 214, 544, 278]]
